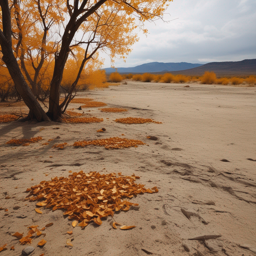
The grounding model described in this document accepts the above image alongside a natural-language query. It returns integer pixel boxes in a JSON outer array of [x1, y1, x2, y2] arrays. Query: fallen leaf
[[39, 254, 44, 256], [10, 245, 15, 250], [36, 230, 42, 237], [112, 222, 122, 229], [36, 202, 47, 207], [66, 239, 73, 247], [5, 209, 8, 212], [41, 227, 46, 231], [0, 244, 7, 252], [45, 223, 53, 227], [120, 225, 136, 230], [35, 208, 42, 214], [12, 232, 23, 239], [72, 220, 78, 227], [93, 216, 102, 225], [38, 239, 47, 247], [67, 231, 73, 235]]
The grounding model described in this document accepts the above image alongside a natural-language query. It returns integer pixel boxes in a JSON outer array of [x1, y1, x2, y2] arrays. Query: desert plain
[[0, 81, 256, 256]]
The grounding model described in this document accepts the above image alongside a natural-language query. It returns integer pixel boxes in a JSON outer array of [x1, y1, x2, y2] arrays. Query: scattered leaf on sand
[[35, 208, 42, 214], [120, 225, 136, 230], [10, 246, 15, 250], [38, 239, 47, 247], [0, 244, 7, 252], [41, 227, 46, 231], [39, 254, 44, 256], [36, 202, 47, 207], [93, 216, 102, 225], [72, 220, 78, 227], [67, 231, 73, 235], [45, 223, 53, 227], [19, 235, 32, 245], [66, 239, 73, 247], [112, 222, 122, 229], [36, 230, 42, 237], [12, 232, 23, 239]]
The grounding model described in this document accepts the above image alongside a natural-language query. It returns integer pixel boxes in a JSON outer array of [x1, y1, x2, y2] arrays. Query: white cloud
[[101, 0, 256, 68]]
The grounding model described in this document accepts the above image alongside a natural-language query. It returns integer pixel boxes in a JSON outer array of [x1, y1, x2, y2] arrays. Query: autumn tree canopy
[[0, 0, 172, 121]]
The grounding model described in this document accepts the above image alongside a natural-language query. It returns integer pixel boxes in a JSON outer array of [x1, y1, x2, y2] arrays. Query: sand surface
[[0, 81, 256, 256]]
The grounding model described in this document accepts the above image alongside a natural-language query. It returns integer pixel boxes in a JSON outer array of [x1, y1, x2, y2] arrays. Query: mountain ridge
[[104, 59, 256, 76]]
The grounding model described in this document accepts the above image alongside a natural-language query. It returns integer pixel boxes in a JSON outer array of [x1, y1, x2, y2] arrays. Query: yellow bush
[[200, 71, 217, 84], [230, 77, 243, 85], [141, 73, 155, 82], [122, 73, 133, 79], [173, 75, 188, 83], [152, 75, 162, 82], [160, 73, 174, 83], [109, 72, 123, 82], [132, 74, 142, 81], [216, 78, 229, 85], [245, 76, 256, 85]]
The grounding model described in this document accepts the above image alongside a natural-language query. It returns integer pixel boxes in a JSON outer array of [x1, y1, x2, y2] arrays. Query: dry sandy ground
[[0, 81, 256, 256]]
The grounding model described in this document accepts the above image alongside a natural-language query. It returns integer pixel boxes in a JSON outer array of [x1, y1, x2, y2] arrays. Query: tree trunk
[[2, 49, 50, 121]]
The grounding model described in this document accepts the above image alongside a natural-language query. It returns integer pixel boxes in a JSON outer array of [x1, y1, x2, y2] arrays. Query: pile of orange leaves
[[73, 137, 144, 149], [81, 101, 107, 108], [62, 117, 103, 123], [66, 111, 83, 117], [52, 143, 68, 149], [100, 108, 127, 112], [115, 117, 162, 124], [71, 98, 93, 104], [6, 136, 43, 146], [26, 171, 158, 229], [0, 114, 19, 123]]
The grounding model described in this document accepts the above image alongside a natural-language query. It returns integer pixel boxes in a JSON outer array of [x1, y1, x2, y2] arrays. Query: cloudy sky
[[102, 0, 256, 68]]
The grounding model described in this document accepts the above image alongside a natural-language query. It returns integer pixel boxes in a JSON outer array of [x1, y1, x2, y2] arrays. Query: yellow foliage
[[109, 72, 123, 83], [141, 73, 155, 82], [245, 76, 256, 85], [217, 78, 229, 85], [230, 77, 244, 85], [132, 74, 142, 81], [160, 73, 174, 83], [200, 71, 217, 84], [173, 75, 188, 83]]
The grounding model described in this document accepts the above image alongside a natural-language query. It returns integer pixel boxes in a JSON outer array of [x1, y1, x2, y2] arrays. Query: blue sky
[[102, 0, 256, 68]]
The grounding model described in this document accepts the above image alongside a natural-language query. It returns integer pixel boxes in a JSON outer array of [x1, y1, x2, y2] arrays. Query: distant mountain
[[170, 59, 256, 77], [104, 62, 202, 74]]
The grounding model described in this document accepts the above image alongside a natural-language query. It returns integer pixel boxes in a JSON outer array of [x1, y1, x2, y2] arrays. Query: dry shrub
[[230, 77, 243, 85], [71, 98, 93, 104], [173, 75, 188, 83], [81, 101, 107, 108], [141, 73, 155, 82], [152, 75, 162, 82], [6, 137, 43, 146], [100, 108, 127, 112], [66, 111, 83, 117], [200, 71, 217, 84], [62, 117, 103, 123], [0, 114, 19, 123], [132, 74, 142, 81], [217, 78, 229, 85], [122, 73, 133, 79], [74, 137, 145, 149], [160, 73, 174, 83], [245, 76, 256, 85], [26, 171, 158, 228], [109, 72, 123, 83], [115, 117, 162, 124]]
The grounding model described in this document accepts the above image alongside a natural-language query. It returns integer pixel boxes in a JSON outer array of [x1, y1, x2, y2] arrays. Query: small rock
[[147, 136, 158, 140], [17, 214, 27, 219], [13, 206, 21, 210], [22, 246, 35, 255], [151, 225, 156, 230], [182, 243, 190, 252], [61, 169, 66, 171], [161, 220, 167, 225], [78, 106, 82, 110], [221, 159, 230, 162]]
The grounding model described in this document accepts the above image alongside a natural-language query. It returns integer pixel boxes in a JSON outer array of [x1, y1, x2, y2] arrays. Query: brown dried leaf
[[0, 244, 7, 252], [10, 245, 15, 250], [12, 232, 23, 239], [36, 202, 47, 207], [66, 239, 73, 247], [35, 208, 42, 214], [120, 225, 136, 230], [72, 220, 78, 227], [112, 222, 122, 229], [37, 239, 47, 247], [45, 223, 53, 227], [67, 231, 73, 235]]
